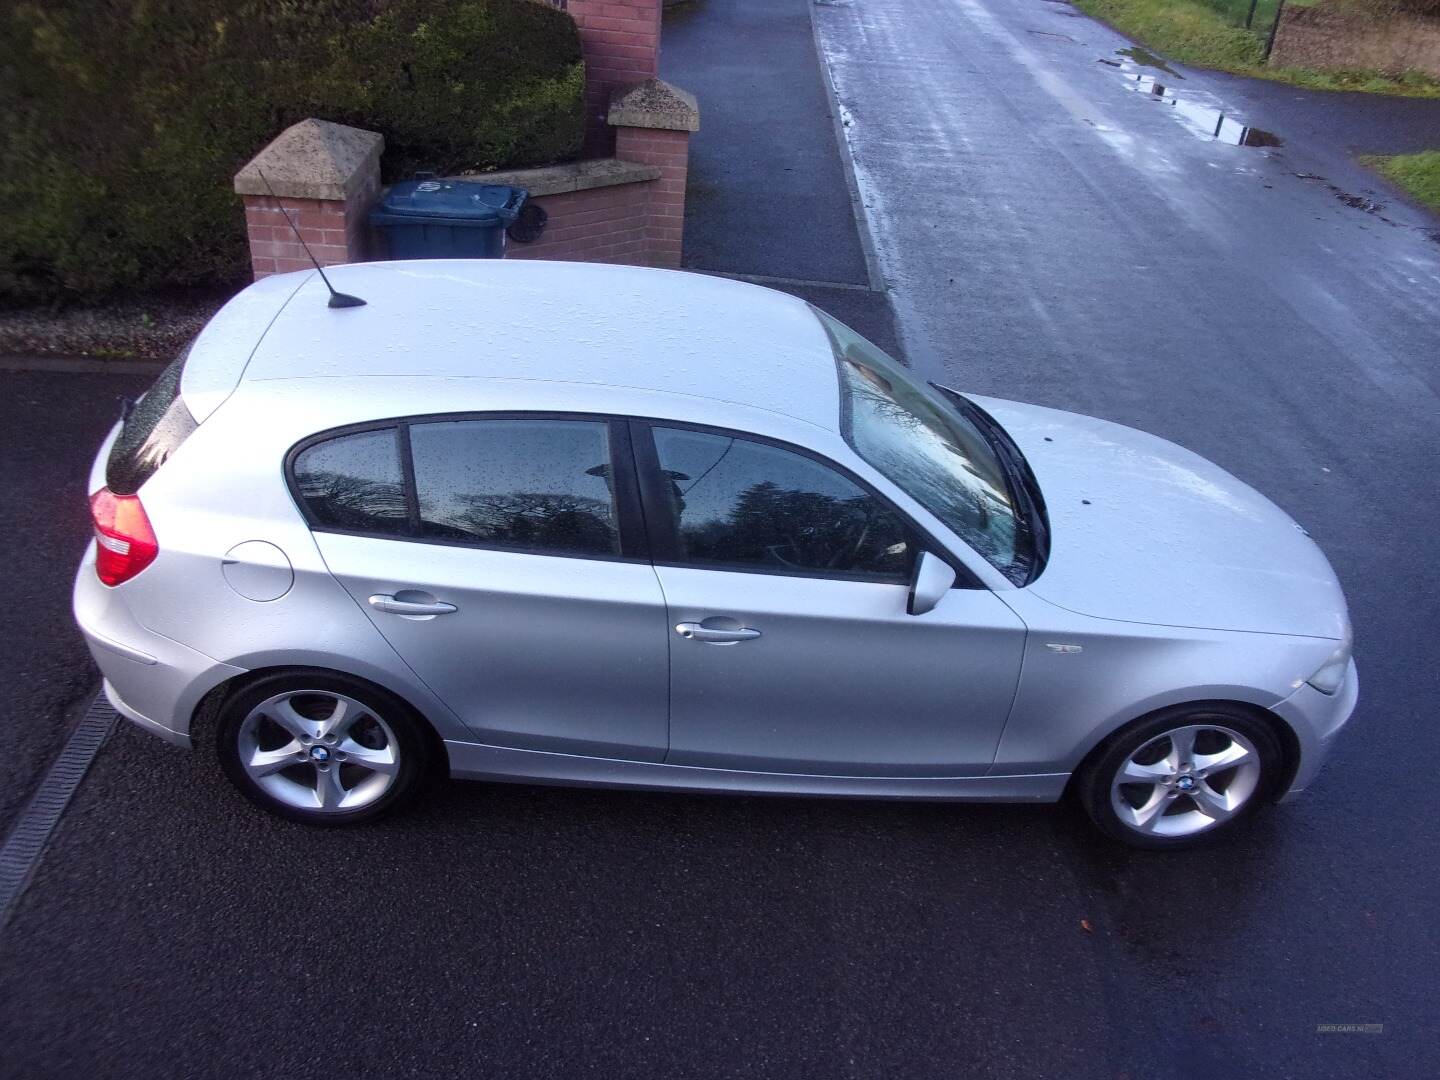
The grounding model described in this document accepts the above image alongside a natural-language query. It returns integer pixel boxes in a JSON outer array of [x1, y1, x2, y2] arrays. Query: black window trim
[[284, 410, 980, 586], [284, 411, 650, 566], [628, 418, 981, 588]]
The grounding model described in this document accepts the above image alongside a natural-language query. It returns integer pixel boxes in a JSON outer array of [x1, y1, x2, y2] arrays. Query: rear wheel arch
[[190, 664, 450, 778]]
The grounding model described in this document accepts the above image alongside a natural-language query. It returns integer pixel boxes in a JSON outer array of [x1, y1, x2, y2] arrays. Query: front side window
[[650, 426, 912, 581], [816, 309, 1031, 584], [292, 428, 410, 536], [408, 419, 619, 557]]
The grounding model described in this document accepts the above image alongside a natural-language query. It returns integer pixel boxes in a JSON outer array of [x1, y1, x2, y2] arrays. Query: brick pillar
[[234, 118, 383, 279], [565, 0, 663, 156], [609, 79, 699, 269]]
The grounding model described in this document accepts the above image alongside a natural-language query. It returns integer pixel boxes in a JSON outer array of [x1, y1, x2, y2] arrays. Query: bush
[[0, 0, 584, 303]]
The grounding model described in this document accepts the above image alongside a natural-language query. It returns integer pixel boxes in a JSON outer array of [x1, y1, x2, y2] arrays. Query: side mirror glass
[[907, 550, 956, 616]]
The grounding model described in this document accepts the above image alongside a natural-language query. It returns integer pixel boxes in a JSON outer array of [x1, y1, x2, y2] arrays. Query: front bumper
[[1272, 657, 1359, 798], [74, 546, 244, 746]]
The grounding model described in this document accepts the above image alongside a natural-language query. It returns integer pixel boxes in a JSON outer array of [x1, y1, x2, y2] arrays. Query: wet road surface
[[0, 371, 148, 836], [815, 0, 1440, 1075]]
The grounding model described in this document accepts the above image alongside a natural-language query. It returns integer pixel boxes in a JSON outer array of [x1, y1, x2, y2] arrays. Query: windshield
[[815, 308, 1029, 584]]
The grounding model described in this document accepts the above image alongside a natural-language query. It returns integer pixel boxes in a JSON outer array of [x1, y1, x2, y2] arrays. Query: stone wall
[[1270, 4, 1440, 79]]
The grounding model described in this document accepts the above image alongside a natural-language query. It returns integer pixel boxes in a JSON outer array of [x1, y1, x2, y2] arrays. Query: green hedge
[[0, 0, 584, 303]]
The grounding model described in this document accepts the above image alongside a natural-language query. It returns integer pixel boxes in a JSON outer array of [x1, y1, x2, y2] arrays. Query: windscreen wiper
[[931, 382, 1050, 577]]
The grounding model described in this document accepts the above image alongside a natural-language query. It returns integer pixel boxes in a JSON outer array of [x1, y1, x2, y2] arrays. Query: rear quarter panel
[[114, 382, 472, 742]]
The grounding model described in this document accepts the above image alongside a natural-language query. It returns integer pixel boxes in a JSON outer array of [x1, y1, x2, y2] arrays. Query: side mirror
[[907, 550, 956, 616]]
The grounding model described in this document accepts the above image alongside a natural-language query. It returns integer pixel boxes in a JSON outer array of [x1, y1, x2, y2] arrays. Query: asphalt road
[[2, 1, 1439, 1077], [815, 0, 1440, 1075], [0, 371, 147, 836]]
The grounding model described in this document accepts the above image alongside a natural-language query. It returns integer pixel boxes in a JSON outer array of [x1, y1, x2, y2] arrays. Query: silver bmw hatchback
[[74, 260, 1357, 848]]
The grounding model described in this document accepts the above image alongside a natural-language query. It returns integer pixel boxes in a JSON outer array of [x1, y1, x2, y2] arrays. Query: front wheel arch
[[1067, 698, 1300, 805]]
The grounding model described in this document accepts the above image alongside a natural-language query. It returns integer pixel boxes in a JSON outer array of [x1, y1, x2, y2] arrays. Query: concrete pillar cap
[[234, 118, 384, 202], [607, 79, 700, 132]]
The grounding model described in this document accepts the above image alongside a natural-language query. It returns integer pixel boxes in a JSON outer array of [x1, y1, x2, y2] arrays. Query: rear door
[[291, 414, 670, 762]]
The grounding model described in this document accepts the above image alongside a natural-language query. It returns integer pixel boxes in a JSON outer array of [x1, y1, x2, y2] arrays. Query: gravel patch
[[0, 286, 238, 363]]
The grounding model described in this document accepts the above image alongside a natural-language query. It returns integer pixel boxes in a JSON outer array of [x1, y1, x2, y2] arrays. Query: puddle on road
[[1089, 59, 1429, 233], [1120, 73, 1284, 147], [1116, 46, 1183, 78]]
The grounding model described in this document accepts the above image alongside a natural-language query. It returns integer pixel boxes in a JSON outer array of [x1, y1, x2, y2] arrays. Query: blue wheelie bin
[[370, 177, 527, 259]]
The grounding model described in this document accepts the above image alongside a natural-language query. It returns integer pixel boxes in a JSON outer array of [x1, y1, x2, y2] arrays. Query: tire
[[216, 670, 432, 826], [1077, 704, 1284, 850]]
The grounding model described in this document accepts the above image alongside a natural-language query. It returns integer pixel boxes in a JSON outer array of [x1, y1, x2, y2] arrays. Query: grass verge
[[1361, 151, 1440, 211], [1072, 0, 1440, 97]]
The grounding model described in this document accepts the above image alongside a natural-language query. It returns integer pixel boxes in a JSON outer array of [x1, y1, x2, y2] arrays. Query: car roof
[[187, 260, 843, 433]]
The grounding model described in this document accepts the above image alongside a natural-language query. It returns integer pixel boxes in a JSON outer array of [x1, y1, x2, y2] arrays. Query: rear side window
[[292, 429, 410, 537], [408, 419, 619, 557], [105, 351, 198, 494], [290, 418, 622, 558]]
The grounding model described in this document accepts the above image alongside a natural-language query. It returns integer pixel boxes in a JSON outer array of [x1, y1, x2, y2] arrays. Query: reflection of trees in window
[[682, 481, 907, 576], [843, 370, 1016, 563], [299, 471, 408, 533], [433, 491, 617, 555]]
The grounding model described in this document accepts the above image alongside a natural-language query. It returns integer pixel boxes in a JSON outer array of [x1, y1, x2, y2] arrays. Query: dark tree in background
[[0, 0, 584, 303]]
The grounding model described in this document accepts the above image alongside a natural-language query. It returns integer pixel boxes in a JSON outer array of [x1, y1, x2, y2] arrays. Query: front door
[[293, 416, 669, 761], [637, 423, 1026, 776]]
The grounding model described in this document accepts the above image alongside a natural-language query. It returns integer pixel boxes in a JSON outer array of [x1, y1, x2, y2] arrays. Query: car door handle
[[368, 594, 457, 616], [675, 622, 762, 644]]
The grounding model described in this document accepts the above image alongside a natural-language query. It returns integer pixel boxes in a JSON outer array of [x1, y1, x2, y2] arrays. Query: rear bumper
[[1272, 658, 1358, 798], [102, 679, 192, 747], [74, 546, 244, 745]]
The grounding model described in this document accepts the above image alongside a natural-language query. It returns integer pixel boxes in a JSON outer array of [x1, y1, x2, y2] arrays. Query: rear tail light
[[90, 488, 159, 586]]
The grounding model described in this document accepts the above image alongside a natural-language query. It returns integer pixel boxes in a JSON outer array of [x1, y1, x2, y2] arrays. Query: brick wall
[[489, 78, 696, 270], [242, 188, 374, 278], [237, 80, 693, 278], [566, 0, 663, 153], [235, 119, 382, 280], [614, 127, 688, 269], [504, 182, 651, 265]]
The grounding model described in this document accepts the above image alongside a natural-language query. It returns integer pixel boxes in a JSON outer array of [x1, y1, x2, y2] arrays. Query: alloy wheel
[[236, 691, 401, 813], [1109, 723, 1262, 839]]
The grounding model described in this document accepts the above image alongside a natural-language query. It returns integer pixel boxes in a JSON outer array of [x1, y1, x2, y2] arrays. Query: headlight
[[1306, 636, 1352, 695]]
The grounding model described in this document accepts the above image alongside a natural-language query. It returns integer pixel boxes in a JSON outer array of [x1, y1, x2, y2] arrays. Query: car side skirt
[[445, 740, 1068, 801]]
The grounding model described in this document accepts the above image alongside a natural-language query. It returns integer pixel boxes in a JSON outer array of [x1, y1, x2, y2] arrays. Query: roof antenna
[[257, 169, 366, 309]]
